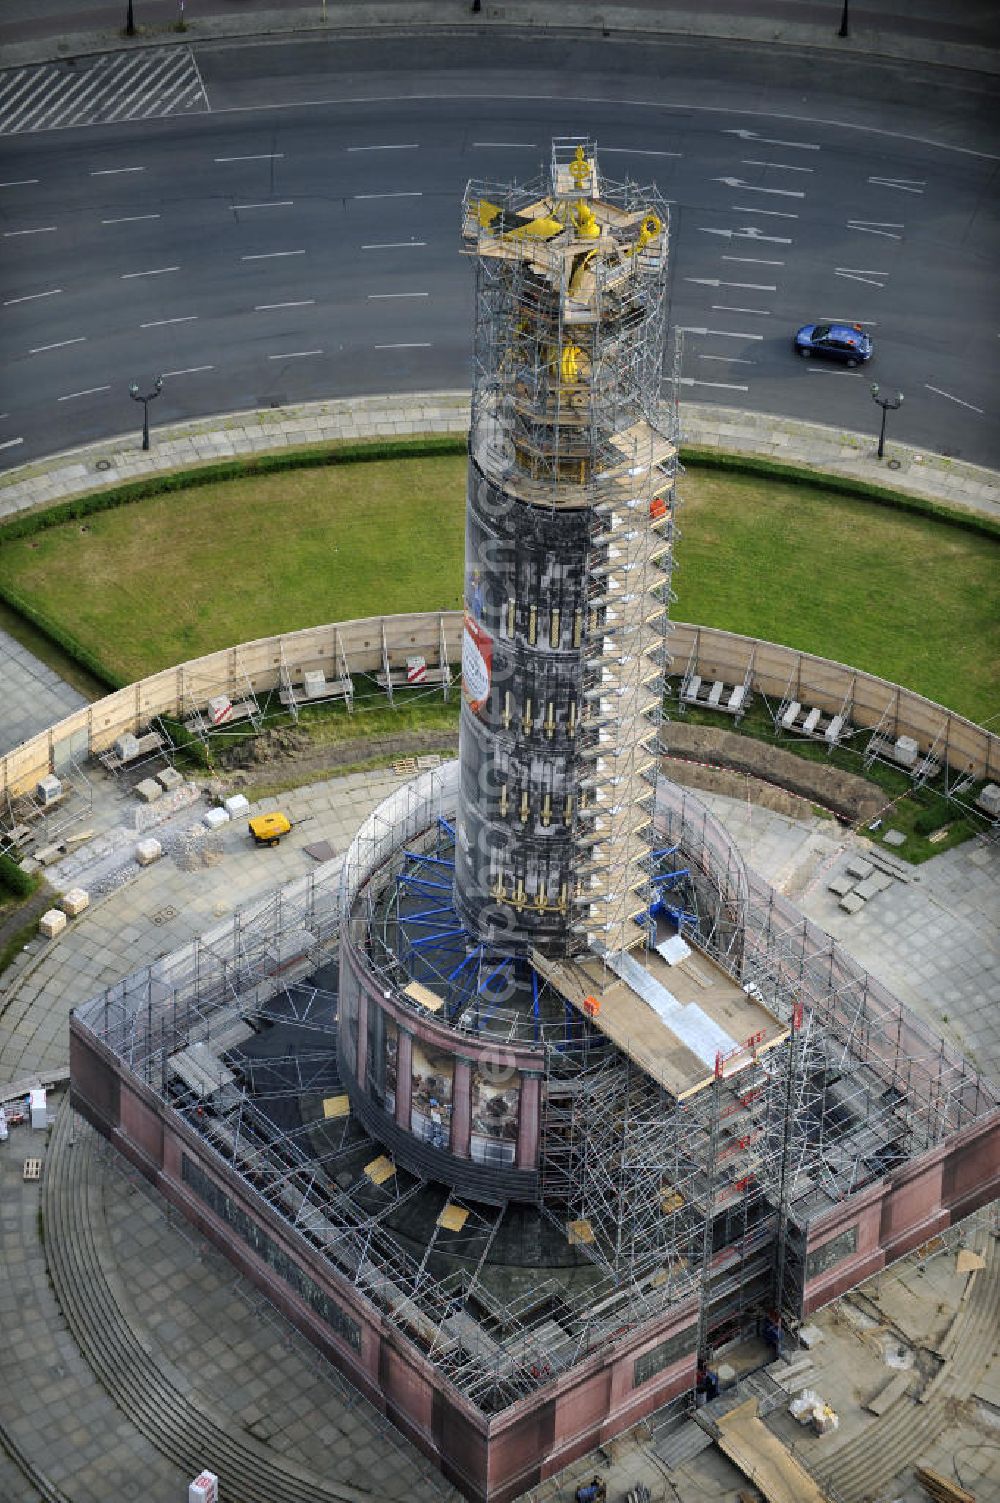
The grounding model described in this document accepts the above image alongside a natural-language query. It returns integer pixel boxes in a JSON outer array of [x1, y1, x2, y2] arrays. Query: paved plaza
[[0, 628, 87, 759]]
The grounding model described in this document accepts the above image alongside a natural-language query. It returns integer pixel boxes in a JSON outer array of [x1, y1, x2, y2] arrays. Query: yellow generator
[[248, 812, 291, 847]]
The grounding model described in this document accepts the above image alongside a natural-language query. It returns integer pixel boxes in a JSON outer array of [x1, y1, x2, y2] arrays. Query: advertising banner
[[462, 612, 492, 717]]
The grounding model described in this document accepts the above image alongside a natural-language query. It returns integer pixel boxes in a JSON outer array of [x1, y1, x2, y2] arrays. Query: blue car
[[794, 321, 873, 367]]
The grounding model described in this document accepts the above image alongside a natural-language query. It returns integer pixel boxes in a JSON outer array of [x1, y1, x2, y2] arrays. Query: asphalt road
[[1, 32, 997, 470]]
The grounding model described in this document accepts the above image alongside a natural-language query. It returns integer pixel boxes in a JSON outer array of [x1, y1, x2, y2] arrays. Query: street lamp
[[870, 382, 903, 461], [129, 375, 162, 451], [126, 0, 135, 36], [838, 0, 849, 38]]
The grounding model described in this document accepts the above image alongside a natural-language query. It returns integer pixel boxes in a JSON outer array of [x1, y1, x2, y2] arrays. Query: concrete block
[[39, 908, 67, 938], [135, 777, 163, 804], [203, 807, 230, 831], [839, 892, 866, 915], [135, 838, 163, 866], [893, 734, 919, 768], [883, 829, 907, 847], [156, 765, 185, 792], [224, 794, 250, 817], [59, 887, 90, 917], [854, 876, 885, 901], [827, 874, 855, 898], [844, 857, 873, 880], [976, 782, 1000, 817]]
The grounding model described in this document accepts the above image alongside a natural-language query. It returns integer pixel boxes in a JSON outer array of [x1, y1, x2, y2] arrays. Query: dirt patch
[[208, 720, 884, 825], [215, 726, 461, 783], [663, 722, 884, 824]]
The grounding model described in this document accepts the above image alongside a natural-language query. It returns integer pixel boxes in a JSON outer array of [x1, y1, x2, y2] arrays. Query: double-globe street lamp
[[870, 382, 903, 461], [129, 375, 163, 451]]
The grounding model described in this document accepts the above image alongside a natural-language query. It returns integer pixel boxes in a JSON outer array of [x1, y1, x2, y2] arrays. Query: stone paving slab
[[1, 395, 996, 526], [0, 628, 88, 759]]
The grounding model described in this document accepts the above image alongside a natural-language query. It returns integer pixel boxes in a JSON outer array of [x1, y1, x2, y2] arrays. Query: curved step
[[813, 1232, 1000, 1503], [42, 1102, 373, 1503]]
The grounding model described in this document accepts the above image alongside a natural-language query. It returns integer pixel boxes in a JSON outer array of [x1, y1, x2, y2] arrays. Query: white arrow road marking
[[867, 176, 925, 193], [925, 384, 984, 414], [0, 437, 24, 452], [699, 226, 792, 244], [714, 177, 804, 198], [722, 129, 819, 149], [677, 326, 765, 340], [686, 278, 777, 290], [834, 268, 887, 287], [679, 377, 749, 391], [847, 220, 903, 239]]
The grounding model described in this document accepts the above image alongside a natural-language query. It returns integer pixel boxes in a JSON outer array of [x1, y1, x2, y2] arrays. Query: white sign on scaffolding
[[188, 1471, 218, 1503]]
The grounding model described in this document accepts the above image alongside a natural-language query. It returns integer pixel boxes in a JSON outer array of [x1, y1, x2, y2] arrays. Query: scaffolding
[[72, 765, 996, 1419], [457, 138, 677, 956]]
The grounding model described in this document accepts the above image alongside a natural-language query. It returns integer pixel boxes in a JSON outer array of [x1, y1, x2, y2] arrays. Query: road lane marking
[[868, 175, 924, 193], [600, 146, 681, 157], [255, 300, 316, 310], [122, 266, 179, 277], [835, 268, 887, 287], [268, 349, 323, 359], [806, 367, 864, 378], [723, 129, 819, 149], [721, 256, 784, 265], [818, 316, 877, 326], [90, 165, 145, 175], [925, 384, 983, 414], [677, 326, 764, 340], [847, 219, 903, 239], [102, 213, 161, 224], [233, 201, 294, 210], [711, 305, 771, 315], [472, 141, 537, 148], [0, 178, 39, 187], [741, 159, 813, 173], [3, 288, 61, 304], [0, 437, 24, 452], [347, 143, 418, 151], [162, 365, 214, 377], [139, 315, 198, 328], [4, 225, 56, 235], [353, 190, 422, 199], [362, 241, 427, 249], [241, 249, 305, 260], [215, 152, 284, 162], [374, 342, 432, 349], [29, 336, 86, 353], [699, 354, 756, 364], [367, 291, 429, 299], [731, 205, 798, 218], [678, 377, 749, 391], [686, 278, 776, 290], [58, 384, 111, 401]]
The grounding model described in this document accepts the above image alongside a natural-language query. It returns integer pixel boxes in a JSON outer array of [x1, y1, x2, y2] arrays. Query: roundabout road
[[0, 32, 997, 470]]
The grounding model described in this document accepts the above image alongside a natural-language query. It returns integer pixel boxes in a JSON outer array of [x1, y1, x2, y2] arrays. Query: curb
[[1, 394, 997, 523], [1, 3, 998, 75]]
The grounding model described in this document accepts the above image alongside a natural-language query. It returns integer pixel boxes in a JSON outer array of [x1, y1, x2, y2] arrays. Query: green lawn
[[1, 457, 997, 724]]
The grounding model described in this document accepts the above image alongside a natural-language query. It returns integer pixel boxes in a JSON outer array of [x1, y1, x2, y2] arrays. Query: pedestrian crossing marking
[[0, 47, 208, 136]]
